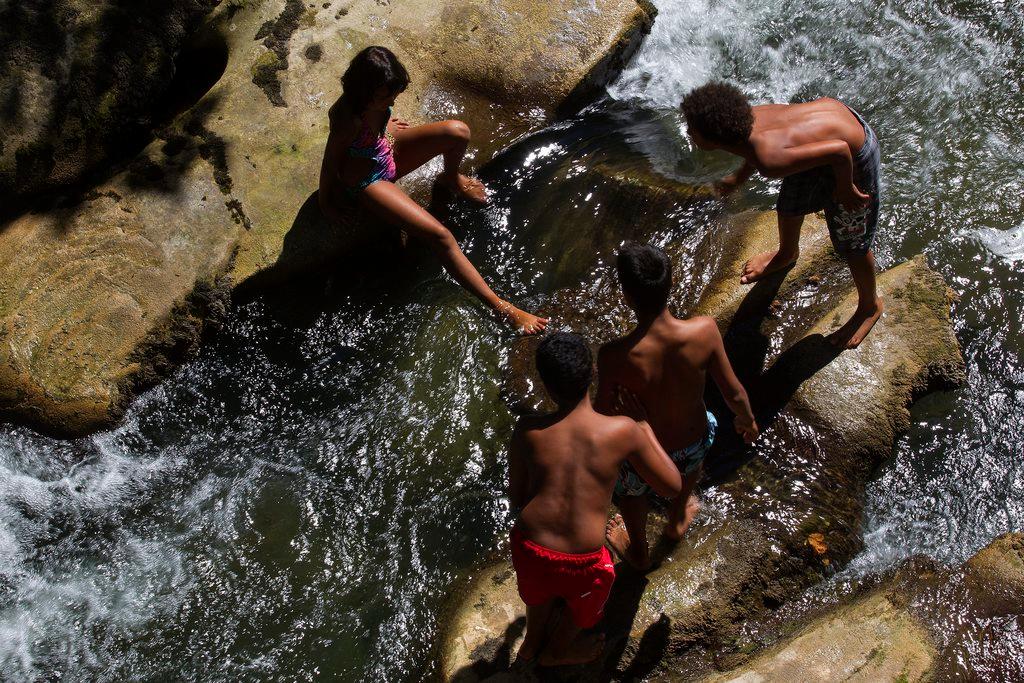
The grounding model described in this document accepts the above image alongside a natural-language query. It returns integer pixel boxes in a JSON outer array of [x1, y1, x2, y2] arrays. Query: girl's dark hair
[[616, 241, 672, 314], [339, 46, 410, 115], [536, 332, 593, 405]]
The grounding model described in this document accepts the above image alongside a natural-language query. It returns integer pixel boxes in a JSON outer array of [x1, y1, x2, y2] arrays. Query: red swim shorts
[[510, 527, 616, 628]]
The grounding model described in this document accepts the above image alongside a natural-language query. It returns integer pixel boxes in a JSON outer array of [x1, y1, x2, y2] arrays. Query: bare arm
[[616, 391, 682, 498], [701, 319, 758, 443], [758, 140, 869, 208], [508, 424, 530, 511], [715, 159, 756, 197]]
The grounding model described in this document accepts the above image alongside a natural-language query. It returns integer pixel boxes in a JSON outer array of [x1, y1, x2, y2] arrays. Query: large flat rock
[[0, 0, 655, 436]]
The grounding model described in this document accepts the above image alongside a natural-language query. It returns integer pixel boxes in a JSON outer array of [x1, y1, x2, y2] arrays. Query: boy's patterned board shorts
[[776, 106, 881, 256]]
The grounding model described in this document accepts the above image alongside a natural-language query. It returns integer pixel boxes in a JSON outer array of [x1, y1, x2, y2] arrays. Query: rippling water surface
[[2, 0, 1023, 679]]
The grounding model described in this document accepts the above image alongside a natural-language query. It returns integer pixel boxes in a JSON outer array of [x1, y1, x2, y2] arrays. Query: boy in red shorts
[[508, 332, 682, 666]]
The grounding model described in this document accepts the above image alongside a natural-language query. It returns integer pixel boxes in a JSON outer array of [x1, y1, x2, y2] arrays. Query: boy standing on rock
[[682, 82, 883, 349], [598, 242, 758, 570], [508, 332, 682, 666]]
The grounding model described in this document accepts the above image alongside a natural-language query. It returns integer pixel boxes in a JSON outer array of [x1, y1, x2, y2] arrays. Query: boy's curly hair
[[680, 82, 754, 145]]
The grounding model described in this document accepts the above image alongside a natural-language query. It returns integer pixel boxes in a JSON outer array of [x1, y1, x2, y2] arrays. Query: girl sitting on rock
[[319, 45, 547, 334]]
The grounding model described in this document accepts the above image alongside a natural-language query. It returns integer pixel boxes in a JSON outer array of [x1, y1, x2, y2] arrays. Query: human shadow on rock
[[448, 616, 528, 683]]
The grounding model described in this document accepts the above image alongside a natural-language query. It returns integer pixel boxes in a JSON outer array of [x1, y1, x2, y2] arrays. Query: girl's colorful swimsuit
[[346, 106, 397, 194]]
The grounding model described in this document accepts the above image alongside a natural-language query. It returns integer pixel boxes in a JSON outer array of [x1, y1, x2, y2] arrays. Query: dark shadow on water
[[703, 265, 844, 484]]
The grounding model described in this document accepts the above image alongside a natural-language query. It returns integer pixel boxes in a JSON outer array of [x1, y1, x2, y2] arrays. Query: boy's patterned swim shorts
[[615, 411, 718, 499], [776, 105, 881, 256]]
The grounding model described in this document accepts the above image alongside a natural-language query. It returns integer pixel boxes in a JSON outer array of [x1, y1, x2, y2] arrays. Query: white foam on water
[[978, 225, 1024, 264]]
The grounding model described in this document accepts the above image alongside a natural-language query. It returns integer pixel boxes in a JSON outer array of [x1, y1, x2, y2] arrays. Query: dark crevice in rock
[[252, 0, 307, 107], [225, 198, 253, 230], [304, 43, 323, 62], [122, 275, 233, 408]]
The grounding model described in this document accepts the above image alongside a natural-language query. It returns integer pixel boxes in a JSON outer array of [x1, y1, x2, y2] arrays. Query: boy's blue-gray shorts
[[775, 106, 881, 257]]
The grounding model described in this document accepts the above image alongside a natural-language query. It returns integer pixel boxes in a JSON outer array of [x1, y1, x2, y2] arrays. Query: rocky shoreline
[[0, 0, 655, 437]]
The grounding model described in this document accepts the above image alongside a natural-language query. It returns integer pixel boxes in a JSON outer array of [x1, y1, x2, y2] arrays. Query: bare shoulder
[[596, 413, 641, 444], [597, 335, 630, 371], [672, 315, 720, 341]]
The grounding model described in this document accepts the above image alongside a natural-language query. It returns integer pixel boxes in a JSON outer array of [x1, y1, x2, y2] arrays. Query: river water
[[1, 0, 1022, 680]]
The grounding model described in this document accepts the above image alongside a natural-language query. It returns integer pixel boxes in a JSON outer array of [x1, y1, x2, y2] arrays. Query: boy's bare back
[[511, 407, 648, 554], [598, 316, 721, 452], [748, 98, 866, 177]]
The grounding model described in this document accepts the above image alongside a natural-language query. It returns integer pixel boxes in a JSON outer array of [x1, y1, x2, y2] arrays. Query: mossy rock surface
[[0, 0, 656, 436]]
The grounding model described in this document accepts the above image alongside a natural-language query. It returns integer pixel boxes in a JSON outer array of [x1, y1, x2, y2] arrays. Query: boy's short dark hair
[[680, 81, 754, 146], [616, 242, 672, 314], [536, 332, 592, 404]]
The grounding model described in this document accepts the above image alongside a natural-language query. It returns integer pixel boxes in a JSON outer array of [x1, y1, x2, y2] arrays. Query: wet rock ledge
[[0, 0, 656, 437], [437, 166, 972, 681]]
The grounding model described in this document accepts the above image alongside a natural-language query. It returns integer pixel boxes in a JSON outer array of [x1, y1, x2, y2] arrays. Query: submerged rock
[[0, 0, 656, 436], [440, 165, 965, 680]]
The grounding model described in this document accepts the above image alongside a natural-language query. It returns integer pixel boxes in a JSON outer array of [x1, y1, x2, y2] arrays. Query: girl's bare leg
[[360, 181, 547, 333], [392, 120, 487, 203]]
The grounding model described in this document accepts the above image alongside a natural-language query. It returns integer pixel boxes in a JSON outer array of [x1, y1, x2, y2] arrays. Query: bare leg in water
[[359, 181, 548, 333], [392, 119, 487, 203], [605, 495, 652, 571], [538, 608, 604, 667], [740, 213, 803, 284], [516, 600, 554, 664]]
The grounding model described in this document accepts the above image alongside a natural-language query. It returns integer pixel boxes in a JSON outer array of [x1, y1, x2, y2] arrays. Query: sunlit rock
[[705, 532, 1024, 682], [0, 0, 656, 436]]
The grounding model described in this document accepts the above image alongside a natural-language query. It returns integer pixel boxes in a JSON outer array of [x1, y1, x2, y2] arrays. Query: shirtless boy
[[598, 242, 758, 570], [682, 82, 883, 348], [508, 332, 682, 665]]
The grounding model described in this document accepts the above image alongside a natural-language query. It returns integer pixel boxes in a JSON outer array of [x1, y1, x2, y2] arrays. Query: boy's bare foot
[[828, 296, 884, 349], [497, 301, 548, 335], [605, 514, 649, 570], [664, 495, 701, 541], [740, 249, 798, 284], [605, 514, 631, 561], [438, 173, 489, 204], [538, 633, 605, 667]]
